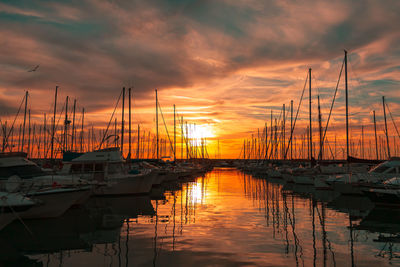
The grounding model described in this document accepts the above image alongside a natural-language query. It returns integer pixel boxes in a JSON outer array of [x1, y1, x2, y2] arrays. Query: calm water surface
[[1, 168, 400, 266]]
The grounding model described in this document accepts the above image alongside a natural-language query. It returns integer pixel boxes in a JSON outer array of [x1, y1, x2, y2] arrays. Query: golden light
[[188, 124, 215, 140]]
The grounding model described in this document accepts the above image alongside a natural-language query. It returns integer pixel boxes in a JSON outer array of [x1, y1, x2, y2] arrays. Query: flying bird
[[28, 65, 39, 72]]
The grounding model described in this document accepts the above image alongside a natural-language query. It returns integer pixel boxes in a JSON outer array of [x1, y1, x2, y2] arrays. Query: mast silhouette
[[155, 89, 159, 160], [309, 68, 313, 161], [345, 50, 350, 161], [382, 96, 391, 159]]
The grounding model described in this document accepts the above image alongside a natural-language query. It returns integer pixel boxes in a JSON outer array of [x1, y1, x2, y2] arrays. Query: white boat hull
[[93, 173, 154, 196], [22, 189, 90, 219]]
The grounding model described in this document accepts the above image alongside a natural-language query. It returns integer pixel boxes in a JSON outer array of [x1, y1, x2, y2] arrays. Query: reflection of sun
[[191, 181, 206, 204]]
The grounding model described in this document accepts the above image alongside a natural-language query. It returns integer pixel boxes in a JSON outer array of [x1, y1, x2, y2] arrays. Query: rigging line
[[98, 89, 123, 149], [158, 102, 175, 156], [175, 110, 193, 158], [386, 102, 400, 140], [267, 108, 284, 160], [321, 57, 345, 151], [284, 72, 309, 158], [4, 93, 26, 150]]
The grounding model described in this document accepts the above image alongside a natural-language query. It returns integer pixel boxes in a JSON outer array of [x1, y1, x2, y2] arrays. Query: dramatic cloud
[[0, 0, 400, 157]]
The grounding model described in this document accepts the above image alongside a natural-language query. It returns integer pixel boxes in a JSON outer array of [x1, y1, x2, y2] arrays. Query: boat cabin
[[60, 148, 126, 181], [0, 153, 45, 179]]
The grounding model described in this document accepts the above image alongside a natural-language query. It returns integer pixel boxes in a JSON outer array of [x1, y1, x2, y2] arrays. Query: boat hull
[[93, 173, 154, 196], [22, 189, 90, 219]]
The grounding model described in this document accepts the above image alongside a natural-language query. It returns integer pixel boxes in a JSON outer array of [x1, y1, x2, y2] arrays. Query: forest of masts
[[240, 51, 400, 161], [0, 87, 214, 161]]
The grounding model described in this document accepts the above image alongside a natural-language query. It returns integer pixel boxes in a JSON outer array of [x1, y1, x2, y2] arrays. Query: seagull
[[28, 65, 39, 72]]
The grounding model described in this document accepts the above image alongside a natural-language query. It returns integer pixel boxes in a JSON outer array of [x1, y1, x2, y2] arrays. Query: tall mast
[[2, 121, 6, 152], [309, 68, 313, 161], [128, 88, 132, 159], [114, 118, 117, 147], [121, 87, 125, 155], [64, 96, 69, 152], [174, 104, 176, 162], [382, 96, 391, 159], [21, 91, 28, 153], [181, 116, 184, 160], [265, 123, 268, 159], [43, 114, 47, 158], [81, 108, 85, 152], [290, 100, 293, 160], [344, 50, 350, 161], [27, 109, 31, 157], [51, 86, 58, 161], [283, 104, 286, 160], [373, 110, 378, 160], [155, 89, 159, 160], [318, 95, 323, 160], [185, 121, 189, 159], [361, 125, 364, 159], [71, 99, 76, 151], [137, 124, 140, 159]]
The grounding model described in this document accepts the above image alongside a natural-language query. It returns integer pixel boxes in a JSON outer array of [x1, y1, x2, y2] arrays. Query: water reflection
[[0, 168, 399, 266]]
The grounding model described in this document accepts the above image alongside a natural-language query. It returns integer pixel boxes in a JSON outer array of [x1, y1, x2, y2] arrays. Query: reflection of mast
[[312, 199, 317, 267], [125, 220, 130, 267], [153, 200, 158, 267], [173, 192, 176, 250], [321, 204, 327, 267], [283, 193, 289, 254], [349, 216, 355, 267], [180, 189, 183, 235]]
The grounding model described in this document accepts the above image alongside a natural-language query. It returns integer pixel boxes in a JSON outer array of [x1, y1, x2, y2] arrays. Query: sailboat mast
[[64, 96, 69, 152], [283, 104, 286, 160], [361, 125, 364, 159], [181, 116, 184, 160], [373, 110, 378, 160], [81, 108, 85, 152], [71, 99, 76, 151], [382, 96, 391, 159], [345, 50, 350, 160], [27, 110, 31, 157], [290, 100, 293, 160], [318, 95, 323, 160], [121, 87, 125, 156], [174, 104, 176, 162], [51, 86, 58, 160], [156, 89, 159, 160], [128, 88, 132, 159], [309, 68, 313, 161], [137, 124, 140, 159], [21, 91, 28, 153]]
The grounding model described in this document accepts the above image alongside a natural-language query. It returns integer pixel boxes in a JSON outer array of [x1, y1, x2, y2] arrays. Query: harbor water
[[1, 168, 399, 266]]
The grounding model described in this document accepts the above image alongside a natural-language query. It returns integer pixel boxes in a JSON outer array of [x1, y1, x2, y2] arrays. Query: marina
[[0, 168, 399, 266], [1, 1, 400, 266]]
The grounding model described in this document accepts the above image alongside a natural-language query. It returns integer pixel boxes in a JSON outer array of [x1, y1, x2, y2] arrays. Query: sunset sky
[[1, 0, 400, 158]]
